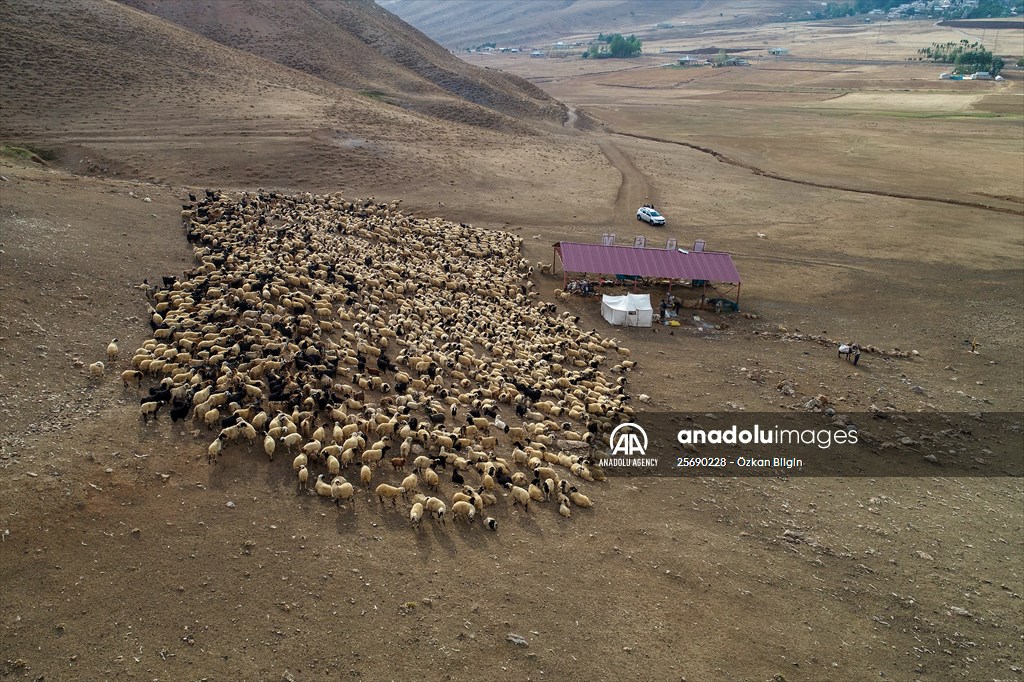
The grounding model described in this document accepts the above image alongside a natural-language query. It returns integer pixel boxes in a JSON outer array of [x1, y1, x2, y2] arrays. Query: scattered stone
[[226, 501, 236, 508], [948, 606, 972, 618], [923, 454, 939, 464], [130, 527, 141, 537], [914, 550, 933, 561], [143, 196, 152, 203], [506, 633, 529, 647], [899, 437, 915, 446]]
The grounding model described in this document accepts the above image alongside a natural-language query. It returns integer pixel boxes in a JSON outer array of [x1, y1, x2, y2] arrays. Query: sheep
[[510, 485, 531, 512], [106, 339, 119, 362], [315, 474, 333, 498], [451, 500, 476, 523], [424, 497, 446, 524], [282, 432, 303, 453], [297, 464, 309, 490], [483, 517, 498, 531], [569, 489, 593, 508], [89, 361, 105, 379], [140, 400, 163, 423], [120, 370, 143, 388], [390, 456, 407, 470], [401, 472, 419, 492], [423, 467, 439, 490], [559, 501, 572, 518], [375, 483, 404, 505], [331, 478, 354, 506], [410, 502, 424, 528], [360, 464, 372, 487], [327, 454, 341, 476], [292, 452, 307, 471], [207, 437, 223, 463]]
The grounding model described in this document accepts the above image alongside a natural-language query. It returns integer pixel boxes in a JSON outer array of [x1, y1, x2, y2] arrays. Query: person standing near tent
[[659, 300, 667, 322]]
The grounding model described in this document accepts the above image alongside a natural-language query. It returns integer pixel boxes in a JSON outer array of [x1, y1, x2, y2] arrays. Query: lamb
[[106, 339, 119, 362], [483, 517, 498, 530], [559, 501, 572, 518], [89, 361, 105, 379], [375, 483, 404, 505]]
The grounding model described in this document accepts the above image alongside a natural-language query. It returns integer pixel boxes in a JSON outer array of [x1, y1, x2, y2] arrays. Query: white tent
[[601, 294, 653, 327]]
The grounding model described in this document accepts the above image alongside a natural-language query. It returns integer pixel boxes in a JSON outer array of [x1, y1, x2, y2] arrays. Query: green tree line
[[918, 39, 1004, 75], [583, 33, 642, 59]]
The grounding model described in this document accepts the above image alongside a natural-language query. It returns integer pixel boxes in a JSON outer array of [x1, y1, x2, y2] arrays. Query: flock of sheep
[[99, 190, 638, 529]]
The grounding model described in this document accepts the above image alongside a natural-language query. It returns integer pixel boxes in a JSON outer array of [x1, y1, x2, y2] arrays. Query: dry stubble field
[[2, 14, 1023, 682]]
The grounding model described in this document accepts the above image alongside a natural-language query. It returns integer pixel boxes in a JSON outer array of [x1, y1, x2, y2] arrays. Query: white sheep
[[483, 517, 498, 531], [569, 489, 593, 508], [263, 434, 276, 460], [360, 464, 372, 487], [559, 502, 572, 518], [297, 464, 309, 490], [451, 500, 475, 523], [89, 361, 105, 379], [315, 474, 333, 498], [331, 478, 354, 506], [401, 472, 419, 492], [510, 485, 531, 512], [410, 502, 424, 528], [207, 436, 223, 463], [120, 370, 143, 388], [423, 467, 439, 489], [106, 338, 119, 362], [140, 400, 162, 423], [424, 496, 446, 523], [375, 483, 404, 505]]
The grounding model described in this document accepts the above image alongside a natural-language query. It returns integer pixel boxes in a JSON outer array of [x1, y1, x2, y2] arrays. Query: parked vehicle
[[636, 206, 665, 225]]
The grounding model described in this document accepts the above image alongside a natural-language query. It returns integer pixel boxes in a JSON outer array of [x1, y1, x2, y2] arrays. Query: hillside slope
[[0, 0, 611, 212], [117, 0, 566, 126], [380, 0, 820, 48]]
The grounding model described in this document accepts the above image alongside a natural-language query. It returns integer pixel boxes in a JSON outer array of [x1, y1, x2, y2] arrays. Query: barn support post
[[736, 282, 741, 308]]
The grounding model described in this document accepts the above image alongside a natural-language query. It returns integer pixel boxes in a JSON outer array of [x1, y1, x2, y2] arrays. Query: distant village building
[[768, 47, 789, 56], [677, 55, 707, 66]]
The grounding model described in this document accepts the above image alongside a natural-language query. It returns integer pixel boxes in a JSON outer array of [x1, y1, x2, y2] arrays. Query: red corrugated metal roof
[[556, 242, 741, 283]]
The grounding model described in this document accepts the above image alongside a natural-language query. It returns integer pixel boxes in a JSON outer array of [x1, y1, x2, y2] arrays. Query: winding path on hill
[[563, 104, 658, 228]]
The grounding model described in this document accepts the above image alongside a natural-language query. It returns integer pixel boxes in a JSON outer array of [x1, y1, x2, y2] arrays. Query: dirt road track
[[595, 139, 655, 227]]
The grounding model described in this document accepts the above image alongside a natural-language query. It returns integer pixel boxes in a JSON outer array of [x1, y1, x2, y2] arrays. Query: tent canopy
[[601, 293, 653, 327], [555, 241, 741, 283]]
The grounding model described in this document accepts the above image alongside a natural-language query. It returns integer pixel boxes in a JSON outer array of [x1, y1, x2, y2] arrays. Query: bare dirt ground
[[2, 9, 1022, 682]]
